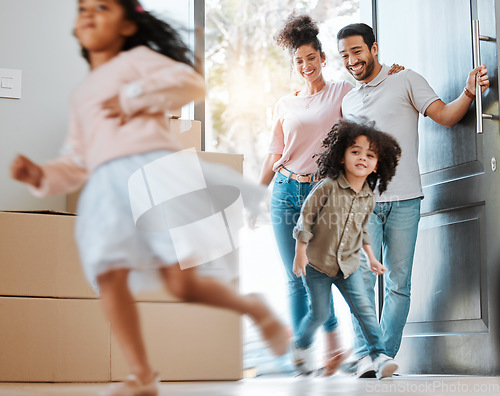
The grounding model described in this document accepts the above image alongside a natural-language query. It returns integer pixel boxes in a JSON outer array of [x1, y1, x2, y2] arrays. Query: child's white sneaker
[[374, 354, 398, 379], [99, 372, 159, 396], [356, 355, 376, 378], [291, 343, 316, 375]]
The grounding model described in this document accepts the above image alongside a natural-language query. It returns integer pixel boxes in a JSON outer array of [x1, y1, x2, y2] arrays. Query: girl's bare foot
[[99, 372, 159, 396], [248, 293, 291, 356], [323, 348, 350, 376], [322, 329, 348, 376]]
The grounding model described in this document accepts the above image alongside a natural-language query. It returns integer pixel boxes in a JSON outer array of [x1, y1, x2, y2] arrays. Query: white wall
[[0, 0, 87, 211]]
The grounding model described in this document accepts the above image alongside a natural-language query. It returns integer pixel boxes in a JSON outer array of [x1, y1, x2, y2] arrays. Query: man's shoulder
[[386, 68, 428, 84], [371, 68, 430, 95]]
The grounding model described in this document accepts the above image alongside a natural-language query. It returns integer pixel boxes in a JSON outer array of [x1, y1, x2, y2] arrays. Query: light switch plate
[[0, 68, 22, 99]]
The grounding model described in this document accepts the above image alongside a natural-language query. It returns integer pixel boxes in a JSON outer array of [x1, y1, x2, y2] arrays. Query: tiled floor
[[1, 376, 500, 396]]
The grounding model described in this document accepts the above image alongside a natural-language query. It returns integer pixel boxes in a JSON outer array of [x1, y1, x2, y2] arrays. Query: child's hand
[[10, 154, 43, 188], [102, 95, 127, 125], [370, 259, 387, 275], [293, 253, 309, 278]]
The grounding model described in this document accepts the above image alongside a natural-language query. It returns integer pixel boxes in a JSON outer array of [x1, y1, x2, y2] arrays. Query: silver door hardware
[[472, 20, 498, 134]]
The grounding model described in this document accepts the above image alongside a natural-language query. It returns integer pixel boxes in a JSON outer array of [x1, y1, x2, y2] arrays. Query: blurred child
[[10, 1, 289, 395], [291, 119, 401, 379]]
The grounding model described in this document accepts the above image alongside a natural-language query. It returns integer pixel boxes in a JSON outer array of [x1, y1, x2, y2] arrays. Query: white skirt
[[75, 149, 267, 294]]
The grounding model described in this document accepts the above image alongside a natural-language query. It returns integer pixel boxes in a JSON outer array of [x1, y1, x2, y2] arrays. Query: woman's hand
[[10, 154, 44, 188], [388, 63, 405, 75], [102, 95, 128, 125]]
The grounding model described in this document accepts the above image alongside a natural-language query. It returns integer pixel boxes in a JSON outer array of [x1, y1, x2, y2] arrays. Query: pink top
[[32, 46, 205, 197], [268, 80, 354, 175]]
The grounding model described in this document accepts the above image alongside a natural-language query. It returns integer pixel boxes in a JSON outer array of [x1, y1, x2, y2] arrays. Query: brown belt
[[279, 168, 314, 183]]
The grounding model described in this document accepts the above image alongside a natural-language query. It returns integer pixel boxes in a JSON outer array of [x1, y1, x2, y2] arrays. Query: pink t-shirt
[[32, 46, 205, 197], [268, 80, 354, 175]]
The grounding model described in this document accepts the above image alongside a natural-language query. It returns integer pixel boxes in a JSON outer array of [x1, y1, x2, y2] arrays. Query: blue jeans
[[353, 198, 421, 358], [270, 171, 337, 335], [297, 266, 386, 359]]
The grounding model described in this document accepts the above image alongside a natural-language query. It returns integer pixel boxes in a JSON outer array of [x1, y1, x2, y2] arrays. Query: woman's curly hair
[[79, 0, 194, 69], [315, 119, 401, 194], [274, 13, 323, 55]]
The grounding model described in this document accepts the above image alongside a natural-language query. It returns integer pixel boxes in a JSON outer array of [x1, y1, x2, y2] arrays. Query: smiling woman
[[292, 44, 327, 105]]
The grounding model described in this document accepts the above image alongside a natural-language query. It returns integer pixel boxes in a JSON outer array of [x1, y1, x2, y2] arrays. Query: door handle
[[472, 20, 497, 134]]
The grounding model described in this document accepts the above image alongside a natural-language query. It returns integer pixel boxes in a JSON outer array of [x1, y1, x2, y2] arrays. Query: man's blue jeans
[[297, 265, 386, 359], [270, 171, 337, 335], [353, 198, 421, 358]]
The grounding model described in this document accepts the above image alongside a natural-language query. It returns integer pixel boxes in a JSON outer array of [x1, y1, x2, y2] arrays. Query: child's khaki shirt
[[293, 174, 375, 278]]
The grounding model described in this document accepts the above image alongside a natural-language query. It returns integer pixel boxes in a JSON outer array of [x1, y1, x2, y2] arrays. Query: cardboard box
[[0, 297, 110, 382], [0, 299, 241, 383], [167, 108, 182, 119], [0, 211, 96, 298], [66, 187, 82, 215], [198, 151, 243, 174], [170, 119, 201, 151], [111, 302, 242, 381]]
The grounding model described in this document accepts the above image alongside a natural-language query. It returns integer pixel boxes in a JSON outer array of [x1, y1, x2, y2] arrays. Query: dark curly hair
[[274, 13, 323, 56], [337, 23, 376, 51], [78, 0, 194, 68], [315, 118, 401, 194]]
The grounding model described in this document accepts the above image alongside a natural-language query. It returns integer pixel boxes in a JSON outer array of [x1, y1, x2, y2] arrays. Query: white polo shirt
[[341, 64, 439, 202]]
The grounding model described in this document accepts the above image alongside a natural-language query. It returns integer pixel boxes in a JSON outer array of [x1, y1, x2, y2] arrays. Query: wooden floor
[[2, 375, 500, 396]]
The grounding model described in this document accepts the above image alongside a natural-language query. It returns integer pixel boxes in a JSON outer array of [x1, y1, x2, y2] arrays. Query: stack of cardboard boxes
[[0, 117, 244, 382]]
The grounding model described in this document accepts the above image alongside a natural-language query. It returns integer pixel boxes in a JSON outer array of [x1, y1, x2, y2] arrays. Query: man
[[337, 23, 489, 377]]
